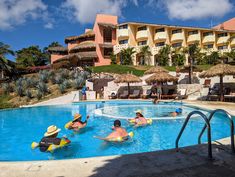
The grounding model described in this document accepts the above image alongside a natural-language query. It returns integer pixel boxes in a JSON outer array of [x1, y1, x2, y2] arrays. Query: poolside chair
[[176, 89, 188, 100], [129, 90, 140, 99], [161, 89, 177, 99], [119, 90, 129, 99], [142, 89, 152, 99]]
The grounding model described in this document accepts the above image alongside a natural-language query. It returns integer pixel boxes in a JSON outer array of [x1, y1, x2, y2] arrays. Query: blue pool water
[[0, 100, 233, 161]]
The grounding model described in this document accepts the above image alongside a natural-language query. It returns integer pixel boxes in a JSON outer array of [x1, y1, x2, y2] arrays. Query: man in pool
[[39, 125, 70, 152], [129, 110, 147, 126], [94, 120, 128, 141], [68, 113, 89, 131], [171, 108, 183, 117]]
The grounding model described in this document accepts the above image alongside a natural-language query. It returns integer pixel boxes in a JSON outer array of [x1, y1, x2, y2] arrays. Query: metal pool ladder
[[175, 109, 235, 159]]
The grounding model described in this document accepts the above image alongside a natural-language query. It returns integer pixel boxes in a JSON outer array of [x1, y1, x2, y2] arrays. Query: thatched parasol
[[199, 64, 235, 101], [48, 46, 68, 53], [145, 72, 178, 84], [114, 74, 142, 95], [178, 65, 202, 73], [144, 66, 168, 75], [65, 31, 95, 43]]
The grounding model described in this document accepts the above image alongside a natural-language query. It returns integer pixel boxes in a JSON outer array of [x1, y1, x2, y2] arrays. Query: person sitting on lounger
[[129, 110, 147, 126], [170, 108, 183, 117]]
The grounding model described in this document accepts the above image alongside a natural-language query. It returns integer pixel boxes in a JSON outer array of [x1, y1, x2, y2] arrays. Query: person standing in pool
[[157, 82, 162, 100], [39, 125, 70, 152], [171, 108, 183, 117]]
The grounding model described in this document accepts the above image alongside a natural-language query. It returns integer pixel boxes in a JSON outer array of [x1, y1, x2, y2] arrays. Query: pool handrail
[[175, 110, 212, 159], [198, 109, 235, 153]]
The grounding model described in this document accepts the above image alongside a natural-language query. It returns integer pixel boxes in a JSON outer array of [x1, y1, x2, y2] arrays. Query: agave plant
[[37, 81, 48, 95], [59, 84, 66, 94], [36, 90, 43, 100], [59, 68, 70, 79], [15, 78, 24, 87], [69, 70, 76, 79], [2, 83, 13, 94], [15, 85, 24, 97], [39, 70, 49, 83], [73, 76, 84, 89], [25, 90, 32, 100], [55, 74, 64, 84], [62, 80, 71, 89]]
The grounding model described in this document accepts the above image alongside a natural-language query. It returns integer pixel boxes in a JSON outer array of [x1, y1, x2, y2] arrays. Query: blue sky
[[1, 0, 235, 60]]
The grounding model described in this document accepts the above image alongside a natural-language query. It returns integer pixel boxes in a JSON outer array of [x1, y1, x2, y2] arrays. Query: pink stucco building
[[213, 17, 235, 31], [48, 14, 117, 67]]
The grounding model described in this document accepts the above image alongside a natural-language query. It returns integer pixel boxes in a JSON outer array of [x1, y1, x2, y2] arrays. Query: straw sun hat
[[135, 109, 142, 114], [73, 113, 82, 121], [44, 125, 61, 137]]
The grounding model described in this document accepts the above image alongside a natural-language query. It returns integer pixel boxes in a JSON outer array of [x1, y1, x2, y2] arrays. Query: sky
[[1, 0, 235, 60]]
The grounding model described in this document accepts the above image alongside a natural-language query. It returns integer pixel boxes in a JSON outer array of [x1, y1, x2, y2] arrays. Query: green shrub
[[2, 83, 13, 94], [73, 77, 84, 89], [55, 74, 64, 84], [25, 90, 32, 100], [15, 85, 24, 97], [38, 81, 48, 95], [59, 69, 70, 79], [39, 70, 49, 83], [62, 80, 71, 89], [36, 90, 43, 100], [59, 84, 66, 94]]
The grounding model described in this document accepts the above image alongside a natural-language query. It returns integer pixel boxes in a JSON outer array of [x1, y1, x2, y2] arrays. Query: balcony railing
[[136, 30, 148, 40], [117, 29, 129, 39], [217, 36, 229, 45], [171, 33, 184, 42], [202, 35, 215, 44], [113, 44, 129, 54], [187, 34, 200, 44], [154, 32, 167, 41], [151, 46, 162, 55]]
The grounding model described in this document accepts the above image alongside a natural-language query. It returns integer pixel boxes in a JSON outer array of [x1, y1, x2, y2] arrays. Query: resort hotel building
[[49, 14, 235, 67]]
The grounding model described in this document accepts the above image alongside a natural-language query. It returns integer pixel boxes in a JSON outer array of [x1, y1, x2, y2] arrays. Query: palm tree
[[203, 51, 220, 65], [156, 45, 171, 66], [0, 42, 15, 79], [120, 47, 136, 65], [139, 46, 152, 65], [223, 49, 235, 63], [171, 47, 185, 66]]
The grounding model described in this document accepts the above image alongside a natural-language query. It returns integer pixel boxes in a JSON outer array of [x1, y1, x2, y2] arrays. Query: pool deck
[[1, 137, 235, 177]]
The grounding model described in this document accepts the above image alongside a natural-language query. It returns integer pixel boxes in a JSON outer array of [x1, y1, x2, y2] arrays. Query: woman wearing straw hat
[[38, 125, 70, 152], [67, 113, 89, 131], [128, 110, 147, 126]]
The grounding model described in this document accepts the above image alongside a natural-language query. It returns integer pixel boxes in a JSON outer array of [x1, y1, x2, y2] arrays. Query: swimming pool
[[0, 100, 233, 161]]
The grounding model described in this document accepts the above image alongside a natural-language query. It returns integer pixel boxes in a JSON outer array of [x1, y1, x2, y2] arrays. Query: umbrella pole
[[220, 75, 224, 101], [127, 82, 130, 96]]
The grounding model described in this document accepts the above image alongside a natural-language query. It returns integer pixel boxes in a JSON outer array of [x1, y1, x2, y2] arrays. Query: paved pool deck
[[1, 138, 235, 177]]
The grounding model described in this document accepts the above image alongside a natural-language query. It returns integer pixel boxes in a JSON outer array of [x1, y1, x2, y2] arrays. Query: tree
[[203, 51, 220, 65], [16, 46, 48, 67], [120, 47, 136, 65], [110, 52, 117, 64], [139, 46, 152, 65], [0, 42, 16, 78], [223, 49, 235, 63], [171, 47, 185, 66], [156, 45, 171, 66]]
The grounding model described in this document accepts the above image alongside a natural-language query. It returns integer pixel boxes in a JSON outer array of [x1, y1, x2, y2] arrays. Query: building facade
[[114, 21, 235, 66], [49, 14, 235, 67], [49, 14, 117, 67]]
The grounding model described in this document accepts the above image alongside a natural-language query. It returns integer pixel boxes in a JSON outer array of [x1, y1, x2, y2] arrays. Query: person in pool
[[39, 125, 70, 152], [171, 108, 183, 117], [68, 113, 89, 131], [129, 110, 147, 126], [94, 120, 128, 141]]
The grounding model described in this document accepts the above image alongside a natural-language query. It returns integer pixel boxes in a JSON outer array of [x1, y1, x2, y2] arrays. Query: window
[[172, 42, 182, 48], [172, 29, 182, 34], [188, 30, 198, 35], [155, 42, 165, 47], [155, 28, 165, 33], [119, 24, 128, 29], [103, 28, 112, 43], [137, 26, 147, 31], [119, 39, 128, 44], [218, 45, 228, 50], [203, 32, 213, 37], [217, 33, 228, 37], [204, 44, 213, 49], [104, 48, 113, 57], [138, 41, 147, 46]]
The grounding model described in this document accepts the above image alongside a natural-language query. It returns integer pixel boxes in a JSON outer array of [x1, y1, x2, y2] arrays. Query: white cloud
[[61, 0, 138, 24], [155, 0, 233, 20], [0, 0, 52, 30], [44, 22, 54, 29]]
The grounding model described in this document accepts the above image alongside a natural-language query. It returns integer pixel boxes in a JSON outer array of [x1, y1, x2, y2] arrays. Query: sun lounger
[[129, 90, 140, 99], [142, 89, 152, 99], [176, 89, 188, 100], [161, 89, 177, 99], [119, 90, 129, 99]]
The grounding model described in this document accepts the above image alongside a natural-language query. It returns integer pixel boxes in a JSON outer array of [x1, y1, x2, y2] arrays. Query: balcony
[[187, 34, 200, 44], [154, 32, 167, 41], [117, 29, 129, 39], [171, 33, 184, 42], [113, 44, 129, 54], [202, 35, 215, 44], [136, 30, 148, 41], [218, 48, 230, 54], [217, 36, 229, 45], [231, 37, 235, 46]]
